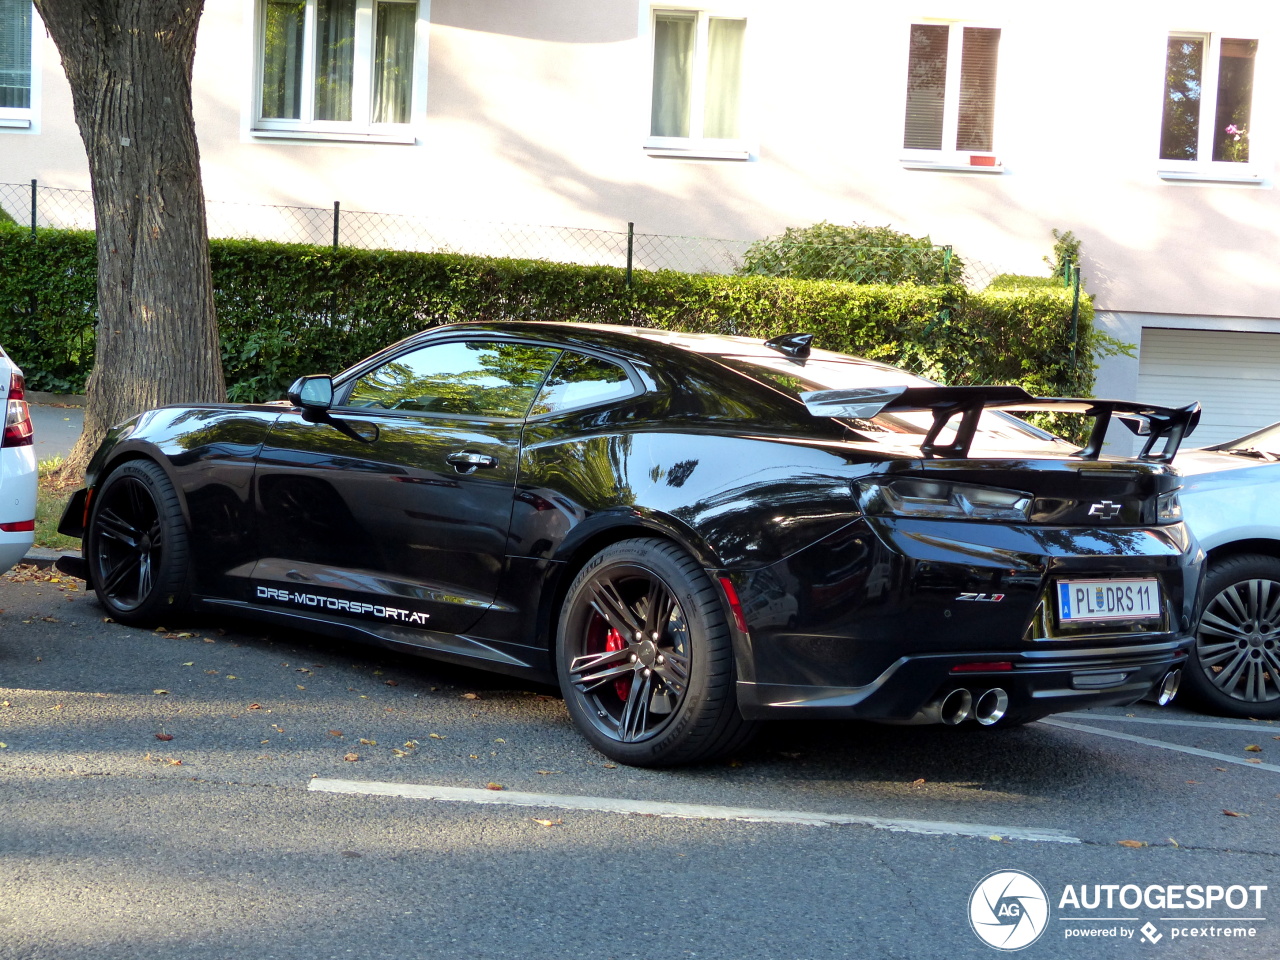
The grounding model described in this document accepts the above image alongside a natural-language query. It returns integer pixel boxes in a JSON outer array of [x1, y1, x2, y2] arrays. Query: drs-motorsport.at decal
[[255, 585, 431, 626]]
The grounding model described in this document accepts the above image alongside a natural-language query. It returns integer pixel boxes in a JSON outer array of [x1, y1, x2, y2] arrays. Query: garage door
[[1137, 328, 1280, 447]]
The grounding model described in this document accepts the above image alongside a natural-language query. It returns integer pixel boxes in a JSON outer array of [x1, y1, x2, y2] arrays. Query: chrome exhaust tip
[[939, 688, 973, 726], [974, 688, 1009, 726], [1154, 669, 1181, 706]]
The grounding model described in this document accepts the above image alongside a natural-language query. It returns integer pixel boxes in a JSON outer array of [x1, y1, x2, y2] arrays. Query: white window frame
[[250, 0, 427, 144], [0, 0, 38, 133], [1157, 31, 1264, 183], [643, 5, 752, 161], [899, 19, 1004, 174]]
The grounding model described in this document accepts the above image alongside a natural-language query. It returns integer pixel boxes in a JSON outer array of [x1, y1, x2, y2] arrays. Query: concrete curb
[[21, 547, 80, 570], [28, 392, 85, 407]]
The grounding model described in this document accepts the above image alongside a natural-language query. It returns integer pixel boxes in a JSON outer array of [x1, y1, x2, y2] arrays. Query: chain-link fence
[[2, 179, 1010, 285]]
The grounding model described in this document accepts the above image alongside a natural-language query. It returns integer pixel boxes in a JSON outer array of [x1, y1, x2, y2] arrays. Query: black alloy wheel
[[556, 538, 755, 766], [1184, 554, 1280, 719], [87, 459, 193, 625]]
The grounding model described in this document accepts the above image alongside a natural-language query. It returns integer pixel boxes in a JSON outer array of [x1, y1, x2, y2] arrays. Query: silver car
[[1177, 422, 1280, 719], [0, 345, 37, 571]]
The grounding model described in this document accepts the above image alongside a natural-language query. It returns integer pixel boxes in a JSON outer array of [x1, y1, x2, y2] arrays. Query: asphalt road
[[28, 402, 83, 464], [1, 568, 1278, 959]]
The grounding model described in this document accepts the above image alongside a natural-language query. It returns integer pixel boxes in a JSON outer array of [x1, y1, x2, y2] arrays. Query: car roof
[[415, 320, 922, 380]]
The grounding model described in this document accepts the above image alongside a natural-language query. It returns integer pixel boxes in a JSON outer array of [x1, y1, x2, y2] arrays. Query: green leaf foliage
[[0, 232, 1107, 423], [738, 221, 964, 285]]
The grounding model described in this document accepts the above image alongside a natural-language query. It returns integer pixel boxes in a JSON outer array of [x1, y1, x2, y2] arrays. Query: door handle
[[446, 451, 498, 473]]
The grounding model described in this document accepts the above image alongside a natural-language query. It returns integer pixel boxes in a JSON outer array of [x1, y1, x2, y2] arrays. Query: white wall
[[3, 2, 1279, 337]]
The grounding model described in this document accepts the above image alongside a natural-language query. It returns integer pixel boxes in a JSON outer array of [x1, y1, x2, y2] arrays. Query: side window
[[903, 22, 1001, 157], [1160, 34, 1257, 165], [530, 352, 634, 416], [344, 340, 562, 419], [256, 0, 420, 138], [646, 7, 749, 158], [0, 0, 33, 130]]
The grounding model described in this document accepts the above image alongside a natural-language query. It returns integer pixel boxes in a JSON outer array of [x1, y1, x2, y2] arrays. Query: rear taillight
[[2, 371, 33, 448]]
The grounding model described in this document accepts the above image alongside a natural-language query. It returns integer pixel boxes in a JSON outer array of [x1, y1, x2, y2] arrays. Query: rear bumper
[[736, 636, 1192, 720], [726, 513, 1201, 723]]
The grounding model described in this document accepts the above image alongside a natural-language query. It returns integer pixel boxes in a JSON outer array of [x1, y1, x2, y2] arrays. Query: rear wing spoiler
[[799, 384, 1202, 462]]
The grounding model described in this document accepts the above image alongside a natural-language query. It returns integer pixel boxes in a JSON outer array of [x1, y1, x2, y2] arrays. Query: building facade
[[2, 1, 1278, 447]]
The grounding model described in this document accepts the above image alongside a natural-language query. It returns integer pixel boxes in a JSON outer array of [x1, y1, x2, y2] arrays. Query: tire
[[86, 459, 193, 625], [1183, 554, 1280, 719], [556, 538, 756, 767]]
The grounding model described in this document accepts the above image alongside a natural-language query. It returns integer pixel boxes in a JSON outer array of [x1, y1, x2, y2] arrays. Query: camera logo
[[969, 870, 1050, 950]]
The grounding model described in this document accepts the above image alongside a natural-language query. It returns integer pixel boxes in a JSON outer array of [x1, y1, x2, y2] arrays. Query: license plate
[[1057, 579, 1162, 622]]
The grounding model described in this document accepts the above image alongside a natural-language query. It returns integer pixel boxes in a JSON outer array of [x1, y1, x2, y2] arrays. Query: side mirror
[[287, 375, 334, 411]]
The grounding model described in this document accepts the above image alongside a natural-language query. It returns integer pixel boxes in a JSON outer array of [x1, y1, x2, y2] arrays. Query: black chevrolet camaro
[[59, 322, 1203, 766]]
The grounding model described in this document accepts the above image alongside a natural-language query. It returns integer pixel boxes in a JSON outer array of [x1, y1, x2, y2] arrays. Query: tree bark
[[33, 0, 224, 476]]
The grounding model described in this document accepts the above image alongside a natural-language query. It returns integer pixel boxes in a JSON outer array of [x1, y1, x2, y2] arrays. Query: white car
[[0, 345, 37, 571], [1176, 423, 1280, 719]]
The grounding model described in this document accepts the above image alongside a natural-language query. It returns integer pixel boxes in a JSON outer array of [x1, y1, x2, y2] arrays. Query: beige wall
[[3, 1, 1279, 325]]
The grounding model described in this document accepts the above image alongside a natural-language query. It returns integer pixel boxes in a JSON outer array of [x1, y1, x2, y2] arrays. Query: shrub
[[738, 221, 964, 286], [0, 232, 1101, 412]]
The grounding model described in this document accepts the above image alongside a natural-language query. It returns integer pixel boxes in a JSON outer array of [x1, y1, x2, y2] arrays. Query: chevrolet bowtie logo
[[1087, 500, 1123, 519]]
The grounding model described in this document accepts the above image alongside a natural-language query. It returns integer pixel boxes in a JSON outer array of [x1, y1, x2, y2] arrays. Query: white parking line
[[1062, 712, 1280, 734], [308, 778, 1081, 844], [1042, 719, 1280, 773]]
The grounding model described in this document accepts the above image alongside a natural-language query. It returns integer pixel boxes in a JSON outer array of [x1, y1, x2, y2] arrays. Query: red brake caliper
[[605, 627, 632, 701]]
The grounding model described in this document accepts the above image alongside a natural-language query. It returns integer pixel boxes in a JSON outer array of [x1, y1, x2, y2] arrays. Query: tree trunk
[[33, 0, 224, 477]]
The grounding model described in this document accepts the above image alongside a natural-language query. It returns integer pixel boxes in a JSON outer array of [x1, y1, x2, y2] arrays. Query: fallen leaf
[[988, 835, 1003, 842], [153, 689, 169, 695], [494, 738, 506, 744], [1223, 809, 1248, 817], [462, 692, 480, 700], [248, 703, 263, 710], [384, 680, 399, 687], [328, 730, 343, 737], [344, 753, 359, 762], [910, 778, 926, 786], [166, 759, 183, 766], [1245, 745, 1262, 752], [359, 739, 377, 746], [225, 675, 238, 680], [531, 819, 562, 827], [1186, 780, 1201, 784], [155, 733, 174, 742], [205, 670, 218, 675], [486, 782, 504, 791], [392, 749, 408, 757], [428, 733, 446, 740], [272, 725, 284, 734], [0, 743, 7, 749], [603, 763, 618, 769], [1247, 759, 1263, 764], [536, 770, 562, 775], [182, 662, 194, 667], [296, 685, 306, 691], [1214, 767, 1228, 772], [1117, 840, 1146, 848]]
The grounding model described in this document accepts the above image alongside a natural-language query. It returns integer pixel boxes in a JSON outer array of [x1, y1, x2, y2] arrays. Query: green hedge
[[0, 227, 1105, 410]]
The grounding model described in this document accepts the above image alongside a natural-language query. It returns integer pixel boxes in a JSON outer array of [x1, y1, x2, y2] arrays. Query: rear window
[[712, 353, 1066, 451]]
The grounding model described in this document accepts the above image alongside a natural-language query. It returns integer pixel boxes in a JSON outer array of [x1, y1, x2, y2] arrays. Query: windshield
[[1212, 421, 1280, 460], [714, 353, 1071, 452]]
